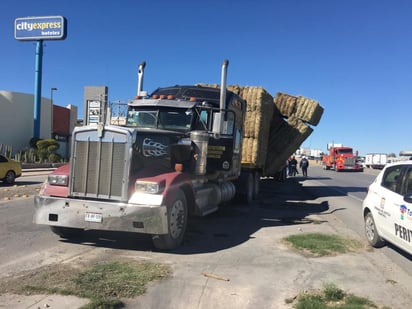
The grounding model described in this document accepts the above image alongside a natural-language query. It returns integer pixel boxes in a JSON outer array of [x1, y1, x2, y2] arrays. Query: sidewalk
[[21, 163, 64, 176], [21, 167, 56, 177]]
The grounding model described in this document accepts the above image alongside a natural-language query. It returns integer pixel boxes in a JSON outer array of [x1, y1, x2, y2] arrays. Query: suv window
[[401, 166, 412, 195], [381, 165, 403, 193]]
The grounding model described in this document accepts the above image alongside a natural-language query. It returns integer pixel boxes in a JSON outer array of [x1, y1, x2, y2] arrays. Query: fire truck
[[322, 145, 363, 172]]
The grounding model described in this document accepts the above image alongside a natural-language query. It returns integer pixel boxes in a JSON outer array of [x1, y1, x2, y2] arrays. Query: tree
[[36, 139, 61, 163]]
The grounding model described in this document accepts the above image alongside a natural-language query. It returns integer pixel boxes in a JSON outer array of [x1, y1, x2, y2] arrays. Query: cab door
[[389, 165, 412, 254], [381, 164, 412, 254], [373, 165, 404, 243], [0, 155, 7, 178]]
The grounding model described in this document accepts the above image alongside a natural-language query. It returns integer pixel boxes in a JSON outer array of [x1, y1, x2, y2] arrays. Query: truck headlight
[[135, 180, 165, 194], [48, 174, 69, 186]]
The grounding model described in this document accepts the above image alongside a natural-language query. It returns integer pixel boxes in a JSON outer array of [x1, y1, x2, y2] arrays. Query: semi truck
[[365, 153, 387, 169], [322, 145, 363, 172], [34, 60, 323, 250]]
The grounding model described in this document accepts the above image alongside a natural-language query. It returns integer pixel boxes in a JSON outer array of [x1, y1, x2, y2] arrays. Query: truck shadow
[[179, 201, 329, 254], [178, 178, 329, 254], [60, 178, 331, 253]]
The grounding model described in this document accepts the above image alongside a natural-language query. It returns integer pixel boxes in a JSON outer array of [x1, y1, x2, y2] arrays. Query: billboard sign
[[87, 100, 102, 124], [14, 16, 67, 41]]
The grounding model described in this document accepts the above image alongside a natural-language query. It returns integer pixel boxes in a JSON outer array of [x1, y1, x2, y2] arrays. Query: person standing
[[300, 156, 309, 177], [288, 156, 298, 176]]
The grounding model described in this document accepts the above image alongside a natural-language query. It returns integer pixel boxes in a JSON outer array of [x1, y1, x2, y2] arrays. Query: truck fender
[[134, 171, 195, 215]]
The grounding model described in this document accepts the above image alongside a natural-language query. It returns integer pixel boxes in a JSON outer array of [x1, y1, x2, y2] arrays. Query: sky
[[1, 0, 412, 156]]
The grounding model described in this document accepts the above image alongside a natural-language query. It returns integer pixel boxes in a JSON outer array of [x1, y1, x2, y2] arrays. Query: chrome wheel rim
[[365, 215, 375, 242]]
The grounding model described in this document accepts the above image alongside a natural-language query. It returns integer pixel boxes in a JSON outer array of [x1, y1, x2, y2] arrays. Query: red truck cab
[[322, 146, 363, 172]]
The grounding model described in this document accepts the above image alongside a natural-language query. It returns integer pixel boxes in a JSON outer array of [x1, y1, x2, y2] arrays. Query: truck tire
[[243, 172, 254, 205], [364, 212, 385, 248], [50, 226, 84, 239], [253, 171, 260, 200], [152, 189, 188, 250]]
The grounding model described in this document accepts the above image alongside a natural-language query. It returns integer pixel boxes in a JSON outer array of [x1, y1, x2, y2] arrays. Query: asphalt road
[[0, 167, 411, 308]]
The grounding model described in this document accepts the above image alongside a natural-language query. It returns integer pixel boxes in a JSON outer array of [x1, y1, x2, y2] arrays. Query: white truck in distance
[[365, 153, 387, 169]]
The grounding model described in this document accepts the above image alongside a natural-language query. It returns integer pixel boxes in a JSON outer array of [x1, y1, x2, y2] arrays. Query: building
[[0, 90, 77, 159]]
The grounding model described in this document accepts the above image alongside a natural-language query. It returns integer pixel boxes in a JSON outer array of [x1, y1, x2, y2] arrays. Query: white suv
[[362, 161, 412, 255]]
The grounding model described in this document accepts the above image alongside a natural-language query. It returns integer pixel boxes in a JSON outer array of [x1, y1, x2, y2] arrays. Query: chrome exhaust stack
[[213, 59, 229, 136], [220, 59, 228, 111], [137, 61, 146, 96]]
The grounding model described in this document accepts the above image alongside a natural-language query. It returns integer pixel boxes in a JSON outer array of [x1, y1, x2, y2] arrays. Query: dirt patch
[[0, 183, 41, 201]]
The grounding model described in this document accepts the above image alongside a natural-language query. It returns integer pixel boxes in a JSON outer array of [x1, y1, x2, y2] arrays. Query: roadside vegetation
[[283, 232, 363, 257], [286, 283, 388, 309], [0, 260, 171, 309], [284, 233, 390, 308], [1, 139, 65, 163]]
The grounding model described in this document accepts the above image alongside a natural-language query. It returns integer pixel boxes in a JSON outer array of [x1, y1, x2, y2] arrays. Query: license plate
[[85, 212, 103, 223]]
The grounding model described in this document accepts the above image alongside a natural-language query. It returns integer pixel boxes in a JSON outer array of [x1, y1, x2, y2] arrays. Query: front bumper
[[33, 195, 168, 235]]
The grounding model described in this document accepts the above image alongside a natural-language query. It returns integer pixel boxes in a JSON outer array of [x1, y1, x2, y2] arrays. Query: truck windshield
[[126, 108, 193, 132], [337, 149, 353, 155]]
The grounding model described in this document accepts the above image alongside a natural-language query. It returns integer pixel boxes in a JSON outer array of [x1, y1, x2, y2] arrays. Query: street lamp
[[50, 87, 57, 138]]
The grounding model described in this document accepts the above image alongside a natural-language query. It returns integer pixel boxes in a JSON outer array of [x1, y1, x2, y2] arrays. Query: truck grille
[[70, 127, 131, 201], [344, 157, 355, 167]]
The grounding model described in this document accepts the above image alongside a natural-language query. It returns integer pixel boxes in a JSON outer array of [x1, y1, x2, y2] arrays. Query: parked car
[[362, 161, 412, 255], [0, 154, 22, 185]]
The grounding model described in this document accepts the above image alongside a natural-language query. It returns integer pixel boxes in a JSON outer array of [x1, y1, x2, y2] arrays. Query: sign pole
[[33, 40, 43, 138], [14, 16, 67, 139]]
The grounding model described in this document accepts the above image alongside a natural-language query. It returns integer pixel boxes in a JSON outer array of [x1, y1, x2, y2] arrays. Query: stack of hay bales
[[196, 84, 324, 176], [263, 92, 324, 175], [228, 87, 324, 176]]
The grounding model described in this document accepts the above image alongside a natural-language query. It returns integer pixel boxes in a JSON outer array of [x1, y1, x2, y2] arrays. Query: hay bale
[[274, 92, 297, 117], [238, 86, 274, 138], [294, 96, 324, 126], [274, 92, 324, 126]]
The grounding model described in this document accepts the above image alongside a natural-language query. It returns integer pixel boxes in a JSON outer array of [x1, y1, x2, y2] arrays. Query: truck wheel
[[364, 212, 385, 248], [253, 171, 260, 200], [50, 226, 84, 239], [243, 172, 254, 205], [152, 189, 188, 250]]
